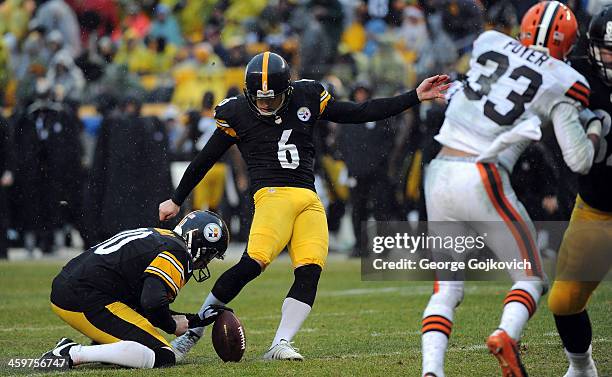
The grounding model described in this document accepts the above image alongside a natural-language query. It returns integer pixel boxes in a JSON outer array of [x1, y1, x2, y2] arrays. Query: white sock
[[498, 281, 542, 341], [566, 345, 596, 371], [420, 281, 462, 377], [422, 331, 448, 377], [69, 341, 155, 368], [192, 292, 226, 337], [499, 302, 530, 340], [271, 297, 311, 347]]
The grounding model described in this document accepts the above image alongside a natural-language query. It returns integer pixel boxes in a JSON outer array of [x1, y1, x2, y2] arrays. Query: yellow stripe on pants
[[51, 303, 120, 344]]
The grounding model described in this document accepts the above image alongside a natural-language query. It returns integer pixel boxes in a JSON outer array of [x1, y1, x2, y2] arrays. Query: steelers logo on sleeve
[[297, 107, 311, 122]]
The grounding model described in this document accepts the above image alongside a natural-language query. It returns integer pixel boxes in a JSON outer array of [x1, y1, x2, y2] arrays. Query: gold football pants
[[51, 302, 170, 348], [548, 196, 612, 315], [247, 187, 328, 268]]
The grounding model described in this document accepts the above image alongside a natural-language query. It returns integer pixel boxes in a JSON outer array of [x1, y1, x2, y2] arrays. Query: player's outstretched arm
[[159, 130, 235, 221], [320, 74, 449, 124]]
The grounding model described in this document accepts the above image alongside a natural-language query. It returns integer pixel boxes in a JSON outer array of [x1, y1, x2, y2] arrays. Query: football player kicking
[[420, 2, 607, 377], [159, 51, 449, 360], [548, 6, 612, 377], [38, 211, 231, 370]]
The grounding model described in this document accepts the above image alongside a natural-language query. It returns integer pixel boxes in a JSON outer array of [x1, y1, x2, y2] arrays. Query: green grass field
[[0, 257, 610, 376]]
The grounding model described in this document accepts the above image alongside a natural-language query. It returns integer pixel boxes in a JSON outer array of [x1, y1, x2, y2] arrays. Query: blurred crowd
[[0, 0, 609, 258]]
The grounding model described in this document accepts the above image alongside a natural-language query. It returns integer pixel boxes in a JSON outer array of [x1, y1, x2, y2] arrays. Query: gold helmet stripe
[[262, 51, 270, 91]]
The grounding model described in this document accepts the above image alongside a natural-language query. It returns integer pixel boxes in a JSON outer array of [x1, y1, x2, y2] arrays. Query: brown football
[[211, 310, 246, 362]]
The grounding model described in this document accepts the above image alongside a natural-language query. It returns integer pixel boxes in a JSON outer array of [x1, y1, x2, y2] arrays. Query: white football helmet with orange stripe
[[519, 1, 578, 60]]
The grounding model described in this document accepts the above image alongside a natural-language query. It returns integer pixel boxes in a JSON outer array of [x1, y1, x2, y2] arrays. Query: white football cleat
[[171, 329, 201, 362], [263, 339, 303, 361]]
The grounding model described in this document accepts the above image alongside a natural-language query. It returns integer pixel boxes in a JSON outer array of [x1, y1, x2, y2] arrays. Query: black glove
[[186, 304, 233, 328]]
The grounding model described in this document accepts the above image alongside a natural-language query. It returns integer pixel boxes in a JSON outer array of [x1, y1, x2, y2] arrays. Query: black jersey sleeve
[[321, 90, 420, 123], [171, 129, 235, 205], [141, 276, 176, 334]]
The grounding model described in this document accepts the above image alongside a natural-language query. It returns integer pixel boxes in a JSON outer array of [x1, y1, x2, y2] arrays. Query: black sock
[[287, 264, 322, 307], [554, 310, 592, 353], [211, 256, 262, 304]]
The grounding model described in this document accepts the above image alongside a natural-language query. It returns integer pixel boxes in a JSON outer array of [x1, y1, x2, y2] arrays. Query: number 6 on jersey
[[277, 129, 300, 169]]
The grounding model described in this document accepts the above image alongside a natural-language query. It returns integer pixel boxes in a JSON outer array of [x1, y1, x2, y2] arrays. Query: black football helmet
[[244, 51, 293, 118], [587, 5, 612, 85], [174, 210, 229, 282]]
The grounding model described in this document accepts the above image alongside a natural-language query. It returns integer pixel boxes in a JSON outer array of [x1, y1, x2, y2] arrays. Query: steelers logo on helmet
[[204, 223, 222, 243], [297, 107, 311, 122]]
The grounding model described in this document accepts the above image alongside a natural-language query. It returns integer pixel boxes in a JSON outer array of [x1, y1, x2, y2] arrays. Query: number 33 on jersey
[[213, 80, 331, 193], [437, 30, 590, 164]]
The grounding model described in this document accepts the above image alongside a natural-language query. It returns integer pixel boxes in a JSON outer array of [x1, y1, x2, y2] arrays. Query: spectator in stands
[[46, 50, 85, 104], [15, 34, 48, 106], [45, 29, 69, 61], [300, 6, 334, 80], [224, 40, 249, 68], [398, 5, 428, 58], [367, 34, 406, 97], [32, 0, 81, 57], [119, 3, 150, 40], [362, 17, 387, 57], [173, 0, 212, 41], [149, 4, 183, 47], [95, 63, 143, 105], [194, 42, 225, 73], [485, 0, 518, 34], [161, 105, 182, 157], [0, 0, 35, 41], [340, 5, 367, 54], [0, 114, 15, 259], [75, 35, 114, 84], [441, 0, 484, 53], [13, 29, 49, 81], [66, 0, 119, 47], [413, 22, 456, 82], [310, 0, 344, 56]]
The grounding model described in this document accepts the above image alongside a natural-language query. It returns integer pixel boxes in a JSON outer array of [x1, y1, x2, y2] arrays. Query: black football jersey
[[213, 80, 332, 193], [59, 228, 191, 308], [572, 58, 612, 211]]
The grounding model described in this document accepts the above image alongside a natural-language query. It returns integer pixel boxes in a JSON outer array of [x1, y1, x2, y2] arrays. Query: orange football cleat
[[486, 329, 528, 377]]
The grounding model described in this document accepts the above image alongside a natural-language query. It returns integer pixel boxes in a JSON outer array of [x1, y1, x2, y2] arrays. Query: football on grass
[[211, 310, 246, 362]]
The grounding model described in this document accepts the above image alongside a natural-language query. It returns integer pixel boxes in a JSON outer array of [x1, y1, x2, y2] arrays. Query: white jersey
[[436, 30, 592, 171]]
